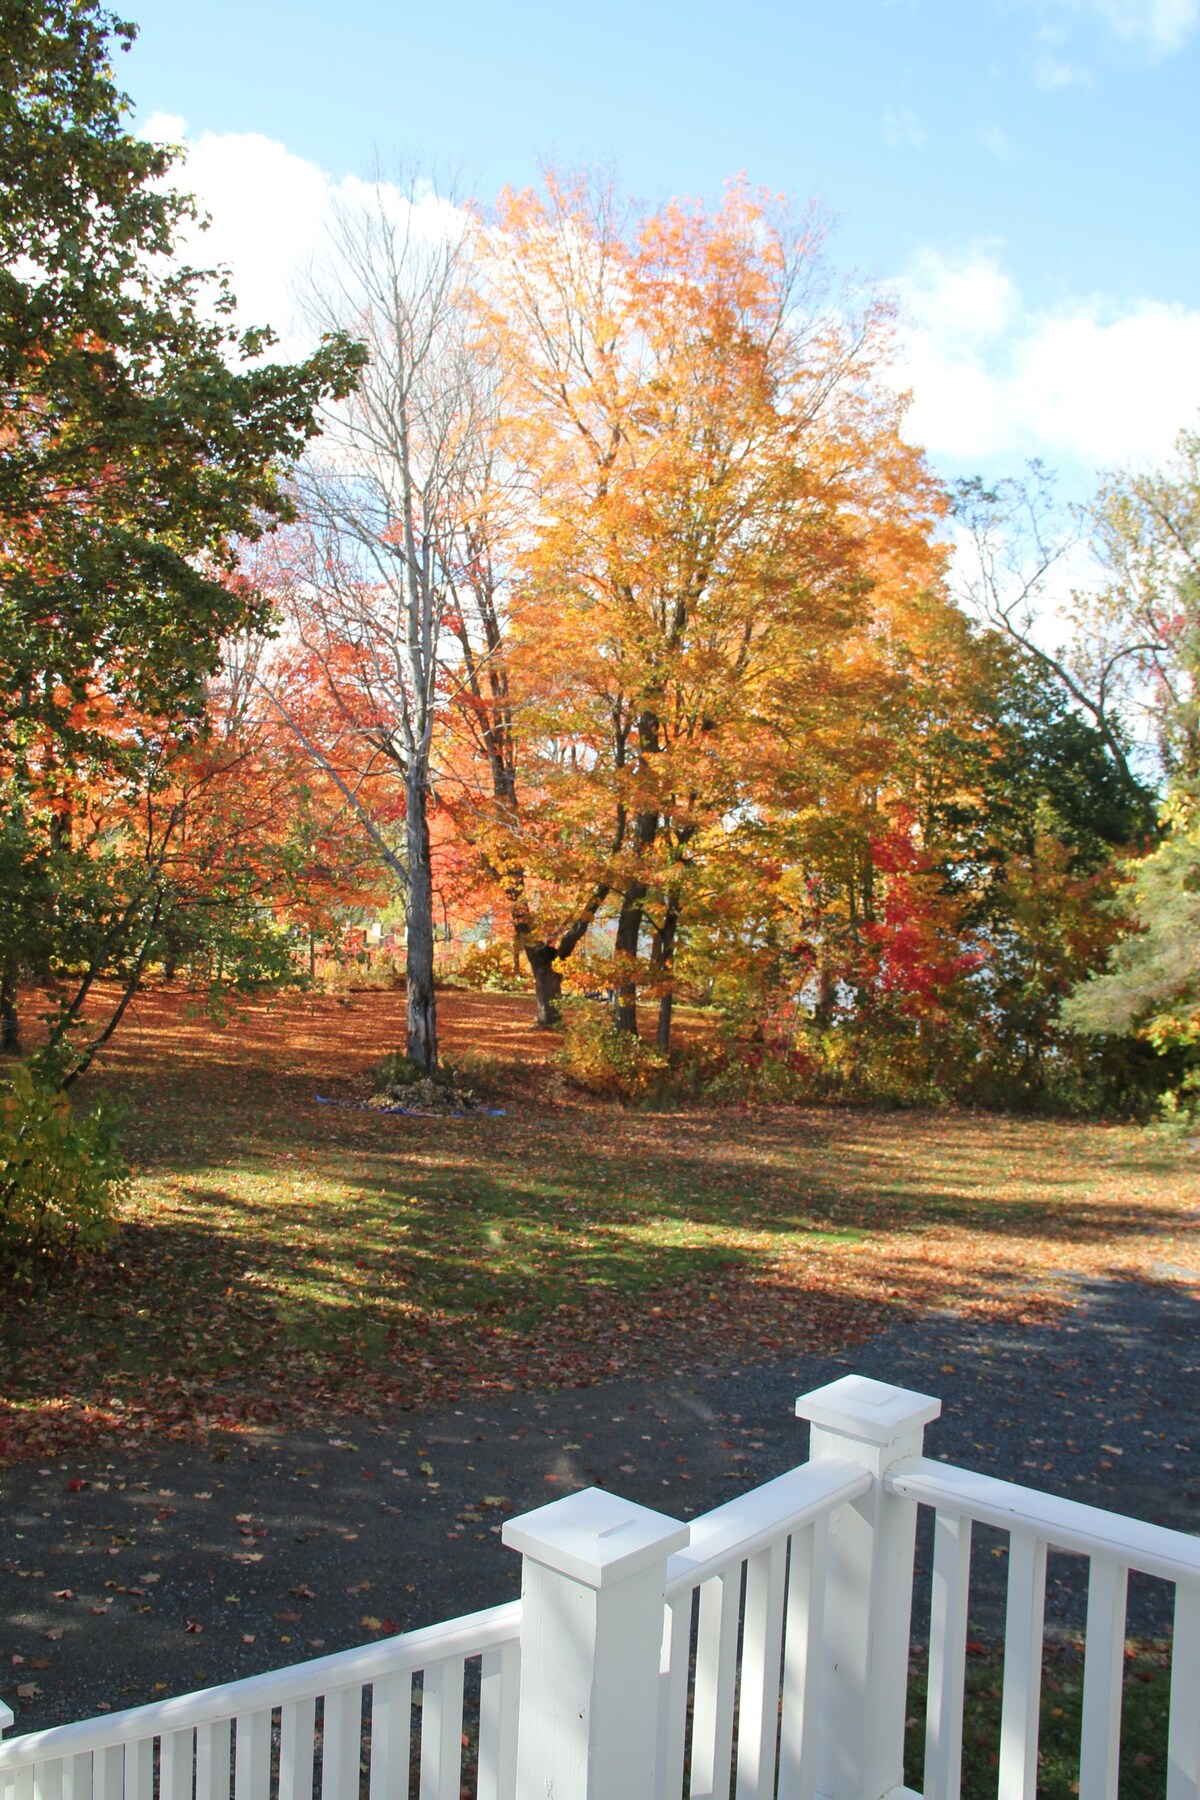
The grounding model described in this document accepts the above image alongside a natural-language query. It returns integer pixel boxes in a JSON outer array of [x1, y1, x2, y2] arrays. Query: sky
[[118, 0, 1200, 504]]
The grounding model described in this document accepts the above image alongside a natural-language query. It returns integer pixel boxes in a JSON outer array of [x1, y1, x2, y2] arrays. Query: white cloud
[[1088, 0, 1199, 54], [1033, 0, 1200, 58], [901, 247, 1022, 341], [1032, 46, 1095, 85], [976, 122, 1018, 160], [882, 106, 927, 148], [891, 247, 1200, 473], [134, 116, 465, 359], [140, 111, 187, 145]]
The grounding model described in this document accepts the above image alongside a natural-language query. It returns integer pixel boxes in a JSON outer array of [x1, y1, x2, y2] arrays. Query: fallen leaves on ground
[[1, 984, 1195, 1466]]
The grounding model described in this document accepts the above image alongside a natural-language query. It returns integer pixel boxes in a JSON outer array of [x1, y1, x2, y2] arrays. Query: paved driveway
[[3, 1273, 1197, 1733]]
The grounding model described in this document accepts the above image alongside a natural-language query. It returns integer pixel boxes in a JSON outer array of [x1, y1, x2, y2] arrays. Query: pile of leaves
[[367, 1049, 499, 1116], [366, 1078, 493, 1116]]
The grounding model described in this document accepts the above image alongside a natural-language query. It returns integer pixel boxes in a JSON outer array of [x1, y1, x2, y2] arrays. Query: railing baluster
[[1079, 1557, 1127, 1800], [321, 1690, 362, 1800], [122, 1742, 151, 1800], [477, 1646, 517, 1800], [160, 1730, 193, 1800], [777, 1517, 828, 1800], [924, 1512, 972, 1800], [65, 1755, 92, 1800], [735, 1540, 787, 1800], [234, 1715, 269, 1800], [656, 1594, 691, 1800], [195, 1720, 231, 1800], [418, 1662, 463, 1800], [1168, 1578, 1200, 1800], [998, 1531, 1047, 1800], [33, 1764, 62, 1800], [235, 1715, 269, 1800], [5, 1383, 1200, 1800], [92, 1749, 123, 1800], [279, 1701, 315, 1800], [689, 1566, 740, 1800], [367, 1678, 409, 1800]]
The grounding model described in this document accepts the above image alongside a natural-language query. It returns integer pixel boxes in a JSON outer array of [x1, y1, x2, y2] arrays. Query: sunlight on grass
[[1, 987, 1193, 1460]]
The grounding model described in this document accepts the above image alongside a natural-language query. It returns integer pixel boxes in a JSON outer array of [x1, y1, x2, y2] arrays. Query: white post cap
[[0, 1698, 13, 1734], [796, 1374, 941, 1444], [503, 1486, 689, 1587]]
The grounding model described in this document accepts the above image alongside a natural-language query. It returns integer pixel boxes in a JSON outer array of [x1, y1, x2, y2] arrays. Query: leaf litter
[[1, 984, 1195, 1468]]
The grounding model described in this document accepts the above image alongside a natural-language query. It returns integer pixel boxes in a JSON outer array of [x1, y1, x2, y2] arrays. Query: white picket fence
[[2, 1375, 1198, 1800]]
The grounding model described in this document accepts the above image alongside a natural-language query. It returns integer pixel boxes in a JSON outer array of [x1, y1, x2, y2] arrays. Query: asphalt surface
[[4, 1272, 1198, 1736]]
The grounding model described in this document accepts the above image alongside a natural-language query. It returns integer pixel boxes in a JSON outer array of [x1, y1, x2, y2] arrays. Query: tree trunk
[[524, 942, 564, 1028], [612, 802, 659, 1034], [651, 897, 680, 1052], [612, 882, 646, 1034], [0, 962, 20, 1054], [814, 955, 836, 1030], [404, 776, 438, 1072], [162, 927, 182, 982]]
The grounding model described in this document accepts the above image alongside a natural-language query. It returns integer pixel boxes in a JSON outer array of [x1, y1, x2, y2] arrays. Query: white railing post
[[795, 1375, 941, 1800], [0, 1702, 11, 1738], [502, 1486, 689, 1800]]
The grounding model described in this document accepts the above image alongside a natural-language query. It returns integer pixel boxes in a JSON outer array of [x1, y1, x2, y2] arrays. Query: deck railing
[[0, 1601, 521, 1800], [2, 1375, 1197, 1800], [887, 1458, 1200, 1800]]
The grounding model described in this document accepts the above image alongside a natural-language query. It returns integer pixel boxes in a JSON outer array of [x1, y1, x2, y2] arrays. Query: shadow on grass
[[3, 1027, 1186, 1456]]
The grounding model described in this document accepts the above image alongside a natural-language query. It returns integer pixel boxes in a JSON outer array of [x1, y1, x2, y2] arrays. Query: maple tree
[[2, 639, 379, 1090], [1, 0, 1168, 1121], [471, 172, 953, 1045]]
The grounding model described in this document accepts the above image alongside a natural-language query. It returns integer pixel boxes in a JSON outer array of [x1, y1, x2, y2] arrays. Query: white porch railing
[[1, 1375, 1197, 1800]]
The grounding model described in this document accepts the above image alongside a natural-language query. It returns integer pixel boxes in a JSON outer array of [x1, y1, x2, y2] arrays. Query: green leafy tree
[[1062, 422, 1200, 1114], [1063, 785, 1200, 1070], [0, 0, 364, 1062]]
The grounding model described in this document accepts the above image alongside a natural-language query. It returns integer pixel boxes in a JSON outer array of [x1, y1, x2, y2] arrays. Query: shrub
[[696, 1041, 819, 1105], [559, 1009, 669, 1101], [444, 940, 530, 994], [1154, 1068, 1200, 1138], [372, 1049, 434, 1094], [0, 1065, 125, 1282]]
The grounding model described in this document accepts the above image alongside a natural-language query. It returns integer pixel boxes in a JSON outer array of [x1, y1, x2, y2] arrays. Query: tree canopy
[[0, 0, 364, 1066]]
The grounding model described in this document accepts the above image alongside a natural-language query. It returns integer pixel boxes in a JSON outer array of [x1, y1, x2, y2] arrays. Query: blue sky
[[121, 0, 1200, 498]]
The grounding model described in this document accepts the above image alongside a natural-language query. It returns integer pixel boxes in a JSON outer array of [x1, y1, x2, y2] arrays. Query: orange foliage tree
[[464, 172, 953, 1045]]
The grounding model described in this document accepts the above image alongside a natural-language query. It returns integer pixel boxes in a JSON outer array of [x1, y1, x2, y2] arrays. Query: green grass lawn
[[2, 984, 1195, 1462], [905, 1643, 1172, 1800]]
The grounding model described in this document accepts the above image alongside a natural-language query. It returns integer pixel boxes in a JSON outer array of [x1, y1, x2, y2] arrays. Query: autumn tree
[[264, 180, 485, 1072], [480, 173, 950, 1045], [0, 0, 362, 1063]]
